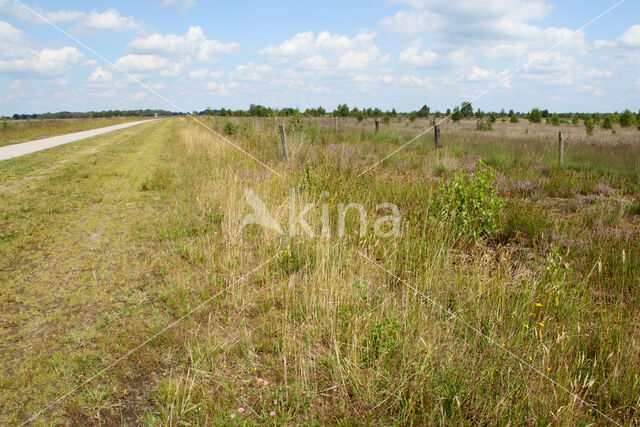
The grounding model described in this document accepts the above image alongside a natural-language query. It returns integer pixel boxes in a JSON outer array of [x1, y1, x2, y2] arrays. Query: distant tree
[[500, 108, 506, 117], [333, 104, 350, 117], [510, 115, 519, 123], [620, 109, 636, 127], [417, 105, 430, 118], [528, 108, 542, 123], [551, 114, 560, 126], [572, 115, 580, 125], [488, 112, 497, 123], [585, 118, 594, 136], [391, 108, 398, 118], [541, 109, 550, 118], [451, 107, 463, 122], [408, 111, 418, 121], [475, 109, 484, 119], [508, 109, 515, 118], [446, 108, 451, 116], [602, 115, 614, 130], [593, 112, 601, 125], [460, 102, 473, 118]]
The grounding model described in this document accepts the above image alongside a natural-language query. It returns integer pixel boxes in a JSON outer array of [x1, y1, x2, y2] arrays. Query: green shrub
[[585, 118, 594, 136], [476, 119, 492, 131], [572, 115, 580, 125], [551, 114, 560, 126], [287, 109, 304, 133], [510, 115, 519, 123], [528, 108, 542, 123], [431, 164, 503, 239], [620, 109, 636, 128], [222, 120, 239, 135], [602, 115, 614, 130]]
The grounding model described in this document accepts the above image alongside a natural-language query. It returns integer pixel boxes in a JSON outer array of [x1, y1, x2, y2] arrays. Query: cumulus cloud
[[0, 46, 83, 75], [0, 21, 84, 76], [127, 26, 240, 63], [380, 0, 586, 60], [0, 1, 140, 34], [88, 66, 113, 82], [260, 30, 388, 73], [75, 9, 139, 34], [399, 38, 472, 68]]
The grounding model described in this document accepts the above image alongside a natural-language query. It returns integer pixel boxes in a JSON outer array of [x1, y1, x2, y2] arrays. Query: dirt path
[[0, 120, 157, 161]]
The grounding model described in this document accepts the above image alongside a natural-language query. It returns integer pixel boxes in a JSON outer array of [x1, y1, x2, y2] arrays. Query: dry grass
[[1, 117, 639, 425]]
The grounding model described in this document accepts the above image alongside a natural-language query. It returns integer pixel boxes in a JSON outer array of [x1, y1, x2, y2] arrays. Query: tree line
[[6, 109, 177, 120]]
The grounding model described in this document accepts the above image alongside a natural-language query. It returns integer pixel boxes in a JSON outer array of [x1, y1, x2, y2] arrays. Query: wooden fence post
[[558, 131, 564, 165], [375, 119, 380, 134], [434, 124, 441, 149], [279, 124, 289, 160]]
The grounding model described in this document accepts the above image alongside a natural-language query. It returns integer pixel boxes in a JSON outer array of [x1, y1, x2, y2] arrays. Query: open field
[[0, 117, 148, 148], [1, 116, 639, 425]]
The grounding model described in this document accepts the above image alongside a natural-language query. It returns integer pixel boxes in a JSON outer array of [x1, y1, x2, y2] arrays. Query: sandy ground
[[0, 119, 157, 161]]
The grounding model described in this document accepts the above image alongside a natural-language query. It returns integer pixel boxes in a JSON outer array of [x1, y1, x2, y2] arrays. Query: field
[[1, 116, 639, 425], [0, 117, 148, 148]]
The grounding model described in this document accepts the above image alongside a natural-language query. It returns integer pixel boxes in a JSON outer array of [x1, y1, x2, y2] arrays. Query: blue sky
[[0, 0, 639, 115]]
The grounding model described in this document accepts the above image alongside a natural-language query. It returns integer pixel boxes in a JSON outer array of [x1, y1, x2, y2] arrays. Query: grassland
[[0, 116, 639, 425], [0, 117, 147, 148]]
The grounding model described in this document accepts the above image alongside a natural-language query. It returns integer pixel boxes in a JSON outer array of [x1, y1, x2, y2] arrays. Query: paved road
[[0, 119, 157, 161]]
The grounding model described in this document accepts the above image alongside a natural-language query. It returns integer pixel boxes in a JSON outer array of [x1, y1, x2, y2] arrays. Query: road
[[0, 119, 157, 161]]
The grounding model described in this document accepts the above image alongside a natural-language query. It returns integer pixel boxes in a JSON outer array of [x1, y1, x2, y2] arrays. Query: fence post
[[375, 119, 380, 134], [279, 124, 289, 160], [335, 116, 338, 133], [558, 131, 564, 165], [434, 124, 441, 149]]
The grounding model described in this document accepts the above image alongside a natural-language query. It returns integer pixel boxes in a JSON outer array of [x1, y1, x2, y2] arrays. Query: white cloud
[[232, 62, 274, 82], [0, 20, 29, 59], [204, 82, 229, 95], [0, 46, 83, 75], [0, 2, 140, 34], [467, 66, 492, 81], [399, 39, 472, 68], [88, 66, 113, 82], [260, 30, 387, 75], [297, 55, 328, 70], [128, 26, 240, 63], [114, 54, 183, 77], [619, 25, 640, 49], [260, 31, 378, 58], [159, 0, 196, 11], [76, 9, 139, 34]]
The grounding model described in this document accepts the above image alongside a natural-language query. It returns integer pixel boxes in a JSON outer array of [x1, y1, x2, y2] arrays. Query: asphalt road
[[0, 119, 157, 161]]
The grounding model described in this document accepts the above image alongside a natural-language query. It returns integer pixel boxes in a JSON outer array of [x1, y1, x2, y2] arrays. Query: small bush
[[602, 115, 614, 130], [585, 118, 594, 136], [551, 114, 560, 126], [476, 119, 492, 131], [431, 163, 504, 239], [620, 109, 636, 128], [222, 120, 239, 135], [510, 115, 519, 123]]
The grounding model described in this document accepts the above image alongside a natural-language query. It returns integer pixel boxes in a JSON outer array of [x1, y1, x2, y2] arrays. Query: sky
[[0, 0, 639, 115]]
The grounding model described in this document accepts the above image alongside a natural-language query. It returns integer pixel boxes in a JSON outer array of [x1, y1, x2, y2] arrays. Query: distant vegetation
[[5, 109, 176, 120]]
